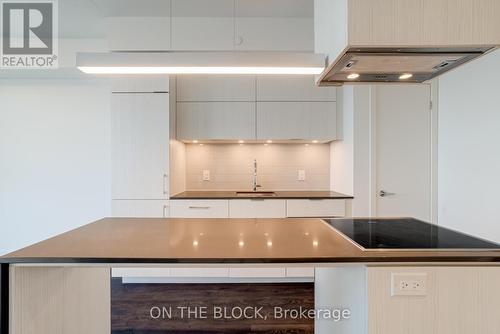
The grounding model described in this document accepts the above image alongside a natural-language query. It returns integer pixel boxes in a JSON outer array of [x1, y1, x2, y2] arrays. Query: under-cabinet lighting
[[192, 240, 199, 247], [312, 140, 318, 143], [238, 140, 244, 144], [347, 73, 360, 79], [267, 240, 273, 247], [78, 66, 324, 75], [266, 140, 273, 144], [76, 52, 325, 75], [399, 73, 413, 80], [192, 140, 198, 144], [238, 241, 245, 247]]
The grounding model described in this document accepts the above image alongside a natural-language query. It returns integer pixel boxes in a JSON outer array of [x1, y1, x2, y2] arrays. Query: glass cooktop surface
[[323, 218, 500, 249]]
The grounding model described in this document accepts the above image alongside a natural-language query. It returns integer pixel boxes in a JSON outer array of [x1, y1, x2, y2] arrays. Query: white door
[[374, 85, 432, 221], [111, 93, 169, 200]]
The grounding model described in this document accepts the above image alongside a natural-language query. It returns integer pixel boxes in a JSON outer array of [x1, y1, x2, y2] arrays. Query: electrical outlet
[[202, 170, 210, 181], [298, 170, 306, 181], [391, 273, 427, 296]]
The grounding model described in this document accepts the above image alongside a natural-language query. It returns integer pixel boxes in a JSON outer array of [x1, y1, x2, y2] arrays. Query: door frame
[[368, 81, 439, 223]]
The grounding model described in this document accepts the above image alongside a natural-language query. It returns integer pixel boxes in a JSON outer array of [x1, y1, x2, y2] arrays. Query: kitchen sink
[[235, 191, 277, 197]]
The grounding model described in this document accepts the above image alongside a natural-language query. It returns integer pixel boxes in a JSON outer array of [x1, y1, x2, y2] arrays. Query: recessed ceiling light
[[399, 73, 413, 80], [347, 73, 360, 79]]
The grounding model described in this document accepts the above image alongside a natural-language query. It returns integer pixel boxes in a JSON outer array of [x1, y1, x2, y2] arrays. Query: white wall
[[0, 79, 111, 255], [438, 49, 500, 243], [331, 86, 372, 216]]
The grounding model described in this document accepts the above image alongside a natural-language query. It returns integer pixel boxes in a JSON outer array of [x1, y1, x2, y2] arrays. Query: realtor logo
[[1, 0, 58, 68]]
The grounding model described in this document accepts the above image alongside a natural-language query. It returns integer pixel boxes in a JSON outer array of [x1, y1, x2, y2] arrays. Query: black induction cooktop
[[323, 218, 500, 250]]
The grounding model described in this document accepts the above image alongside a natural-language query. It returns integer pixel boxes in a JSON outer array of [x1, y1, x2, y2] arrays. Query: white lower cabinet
[[111, 200, 169, 218], [169, 200, 229, 218], [286, 199, 346, 217], [229, 199, 286, 218], [170, 199, 347, 218], [112, 266, 314, 281]]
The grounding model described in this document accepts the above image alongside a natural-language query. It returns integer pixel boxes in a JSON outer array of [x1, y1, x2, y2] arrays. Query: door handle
[[379, 190, 395, 197]]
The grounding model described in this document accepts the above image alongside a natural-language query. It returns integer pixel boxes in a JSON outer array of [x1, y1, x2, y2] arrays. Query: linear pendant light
[[76, 52, 325, 75]]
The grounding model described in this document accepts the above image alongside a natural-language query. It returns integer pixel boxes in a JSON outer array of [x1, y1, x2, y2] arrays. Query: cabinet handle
[[163, 205, 169, 218], [188, 206, 210, 209], [163, 174, 168, 195]]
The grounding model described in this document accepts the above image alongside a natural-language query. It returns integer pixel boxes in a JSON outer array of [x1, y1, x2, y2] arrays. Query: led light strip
[[76, 52, 326, 75]]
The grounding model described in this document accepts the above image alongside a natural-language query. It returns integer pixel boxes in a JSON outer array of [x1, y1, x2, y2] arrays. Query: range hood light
[[399, 73, 413, 80], [347, 73, 360, 79]]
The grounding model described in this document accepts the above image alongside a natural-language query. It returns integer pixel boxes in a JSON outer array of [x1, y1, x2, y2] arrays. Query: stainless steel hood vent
[[318, 47, 495, 85]]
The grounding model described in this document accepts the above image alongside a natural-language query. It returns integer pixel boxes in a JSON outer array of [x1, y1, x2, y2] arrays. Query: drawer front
[[229, 199, 286, 218], [229, 267, 286, 278], [286, 199, 346, 217], [169, 200, 229, 218]]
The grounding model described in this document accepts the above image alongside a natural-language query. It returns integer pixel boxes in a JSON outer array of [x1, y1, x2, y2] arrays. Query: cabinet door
[[111, 93, 169, 199], [106, 17, 171, 51], [228, 199, 286, 218], [234, 1, 314, 51], [256, 76, 336, 101], [235, 17, 313, 51], [177, 75, 255, 102], [256, 102, 336, 141], [111, 77, 169, 93], [171, 0, 235, 50], [169, 200, 229, 218], [111, 200, 169, 218], [177, 102, 255, 140]]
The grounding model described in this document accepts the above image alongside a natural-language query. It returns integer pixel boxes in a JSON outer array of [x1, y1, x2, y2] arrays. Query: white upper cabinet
[[111, 77, 170, 93], [177, 102, 255, 140], [171, 0, 235, 50], [257, 102, 337, 141], [106, 17, 171, 51], [256, 76, 336, 101], [234, 0, 314, 51], [111, 93, 170, 199], [176, 75, 255, 102]]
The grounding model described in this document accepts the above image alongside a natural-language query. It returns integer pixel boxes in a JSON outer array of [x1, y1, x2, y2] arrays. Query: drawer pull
[[188, 206, 211, 209]]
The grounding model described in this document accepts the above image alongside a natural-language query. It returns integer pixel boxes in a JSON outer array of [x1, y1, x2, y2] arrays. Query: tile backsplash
[[185, 143, 330, 191]]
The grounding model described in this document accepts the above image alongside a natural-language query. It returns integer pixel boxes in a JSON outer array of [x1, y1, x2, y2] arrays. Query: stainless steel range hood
[[314, 0, 500, 86], [318, 46, 495, 85]]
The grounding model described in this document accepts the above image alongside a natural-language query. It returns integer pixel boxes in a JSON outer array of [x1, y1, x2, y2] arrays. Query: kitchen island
[[1, 217, 500, 334]]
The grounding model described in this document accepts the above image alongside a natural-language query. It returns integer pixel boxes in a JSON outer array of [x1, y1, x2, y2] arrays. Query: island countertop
[[170, 190, 353, 199], [2, 218, 500, 264]]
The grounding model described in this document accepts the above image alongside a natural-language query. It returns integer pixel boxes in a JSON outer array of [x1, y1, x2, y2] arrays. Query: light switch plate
[[202, 170, 210, 181], [298, 170, 306, 181], [391, 273, 427, 296]]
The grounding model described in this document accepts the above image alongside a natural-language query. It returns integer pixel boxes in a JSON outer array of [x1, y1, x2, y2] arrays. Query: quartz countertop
[[2, 218, 500, 264], [170, 191, 353, 200]]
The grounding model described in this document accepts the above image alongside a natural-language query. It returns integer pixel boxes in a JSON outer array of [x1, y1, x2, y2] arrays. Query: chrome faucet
[[252, 159, 262, 191]]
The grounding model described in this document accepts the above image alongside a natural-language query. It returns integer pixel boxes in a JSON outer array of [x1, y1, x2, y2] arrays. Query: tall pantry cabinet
[[110, 77, 170, 217]]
